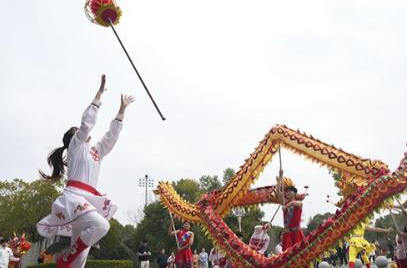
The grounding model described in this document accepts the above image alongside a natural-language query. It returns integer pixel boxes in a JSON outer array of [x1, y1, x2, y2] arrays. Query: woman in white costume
[[37, 75, 134, 268]]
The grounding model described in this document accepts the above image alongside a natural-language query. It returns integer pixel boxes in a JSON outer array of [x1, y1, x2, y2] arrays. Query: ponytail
[[39, 126, 78, 183], [39, 147, 67, 183]]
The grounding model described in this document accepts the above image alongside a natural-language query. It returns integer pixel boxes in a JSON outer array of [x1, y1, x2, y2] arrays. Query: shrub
[[27, 259, 133, 268]]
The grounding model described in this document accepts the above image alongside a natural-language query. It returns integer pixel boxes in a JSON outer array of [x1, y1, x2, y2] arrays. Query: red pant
[[396, 257, 407, 268], [175, 248, 193, 268]]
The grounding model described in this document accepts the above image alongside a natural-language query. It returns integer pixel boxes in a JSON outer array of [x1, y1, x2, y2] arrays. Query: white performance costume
[[0, 245, 19, 268], [209, 248, 225, 267], [396, 234, 407, 263], [275, 243, 283, 255], [249, 225, 270, 254], [37, 99, 123, 268]]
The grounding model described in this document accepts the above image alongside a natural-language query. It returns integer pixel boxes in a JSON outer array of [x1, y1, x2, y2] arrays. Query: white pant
[[70, 211, 110, 268], [140, 260, 150, 268]]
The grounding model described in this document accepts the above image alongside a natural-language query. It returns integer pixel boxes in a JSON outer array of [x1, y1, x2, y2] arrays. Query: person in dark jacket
[[138, 239, 151, 268], [157, 248, 168, 268]]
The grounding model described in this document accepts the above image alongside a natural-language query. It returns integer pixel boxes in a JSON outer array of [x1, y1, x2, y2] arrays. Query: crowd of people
[[137, 240, 230, 268], [133, 226, 406, 268]]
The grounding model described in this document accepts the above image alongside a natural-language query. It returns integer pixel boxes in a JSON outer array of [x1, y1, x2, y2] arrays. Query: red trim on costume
[[67, 180, 102, 196], [37, 205, 113, 229], [57, 236, 89, 267]]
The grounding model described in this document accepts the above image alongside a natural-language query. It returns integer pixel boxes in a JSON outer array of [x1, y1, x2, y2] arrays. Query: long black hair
[[39, 127, 78, 183]]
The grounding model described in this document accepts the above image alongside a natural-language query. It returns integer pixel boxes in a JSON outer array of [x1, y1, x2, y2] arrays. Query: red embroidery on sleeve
[[90, 147, 100, 163]]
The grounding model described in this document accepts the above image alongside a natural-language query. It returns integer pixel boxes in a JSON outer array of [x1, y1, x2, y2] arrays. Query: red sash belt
[[283, 227, 300, 233], [67, 180, 102, 196]]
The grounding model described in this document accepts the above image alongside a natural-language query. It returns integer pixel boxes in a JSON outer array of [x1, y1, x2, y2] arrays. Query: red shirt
[[176, 230, 193, 263], [283, 202, 302, 229]]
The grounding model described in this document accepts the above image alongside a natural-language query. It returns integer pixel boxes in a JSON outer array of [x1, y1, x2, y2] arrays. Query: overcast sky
[[1, 0, 406, 228]]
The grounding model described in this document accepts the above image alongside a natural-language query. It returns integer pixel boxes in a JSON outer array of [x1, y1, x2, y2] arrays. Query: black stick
[[109, 21, 166, 121]]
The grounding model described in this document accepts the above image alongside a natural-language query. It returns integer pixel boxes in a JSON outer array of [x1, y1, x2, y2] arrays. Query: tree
[[128, 201, 176, 263], [199, 175, 222, 192], [126, 168, 278, 262], [0, 179, 62, 241], [172, 179, 201, 203], [129, 179, 216, 259], [365, 211, 404, 250], [223, 207, 265, 243], [90, 219, 132, 260], [305, 212, 333, 235], [128, 173, 267, 258], [222, 168, 235, 185]]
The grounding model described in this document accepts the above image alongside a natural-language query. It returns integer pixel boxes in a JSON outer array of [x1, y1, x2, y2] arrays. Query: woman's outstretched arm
[[95, 94, 135, 160], [75, 75, 107, 143]]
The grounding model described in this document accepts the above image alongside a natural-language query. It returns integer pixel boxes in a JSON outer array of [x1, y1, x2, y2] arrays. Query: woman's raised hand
[[119, 94, 135, 115], [95, 74, 107, 101], [99, 74, 107, 93], [121, 94, 135, 107]]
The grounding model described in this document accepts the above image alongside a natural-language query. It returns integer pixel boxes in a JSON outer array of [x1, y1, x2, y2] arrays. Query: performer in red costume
[[168, 222, 194, 268], [276, 174, 305, 251]]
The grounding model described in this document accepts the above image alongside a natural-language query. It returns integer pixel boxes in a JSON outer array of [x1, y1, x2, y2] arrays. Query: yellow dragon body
[[155, 125, 406, 267]]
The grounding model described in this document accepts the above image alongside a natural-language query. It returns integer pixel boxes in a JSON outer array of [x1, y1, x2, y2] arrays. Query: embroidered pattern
[[90, 147, 100, 163], [44, 226, 54, 233], [73, 203, 90, 214], [249, 238, 266, 249], [103, 199, 111, 211], [178, 231, 192, 248], [284, 206, 294, 228], [62, 242, 79, 262], [56, 212, 66, 220]]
